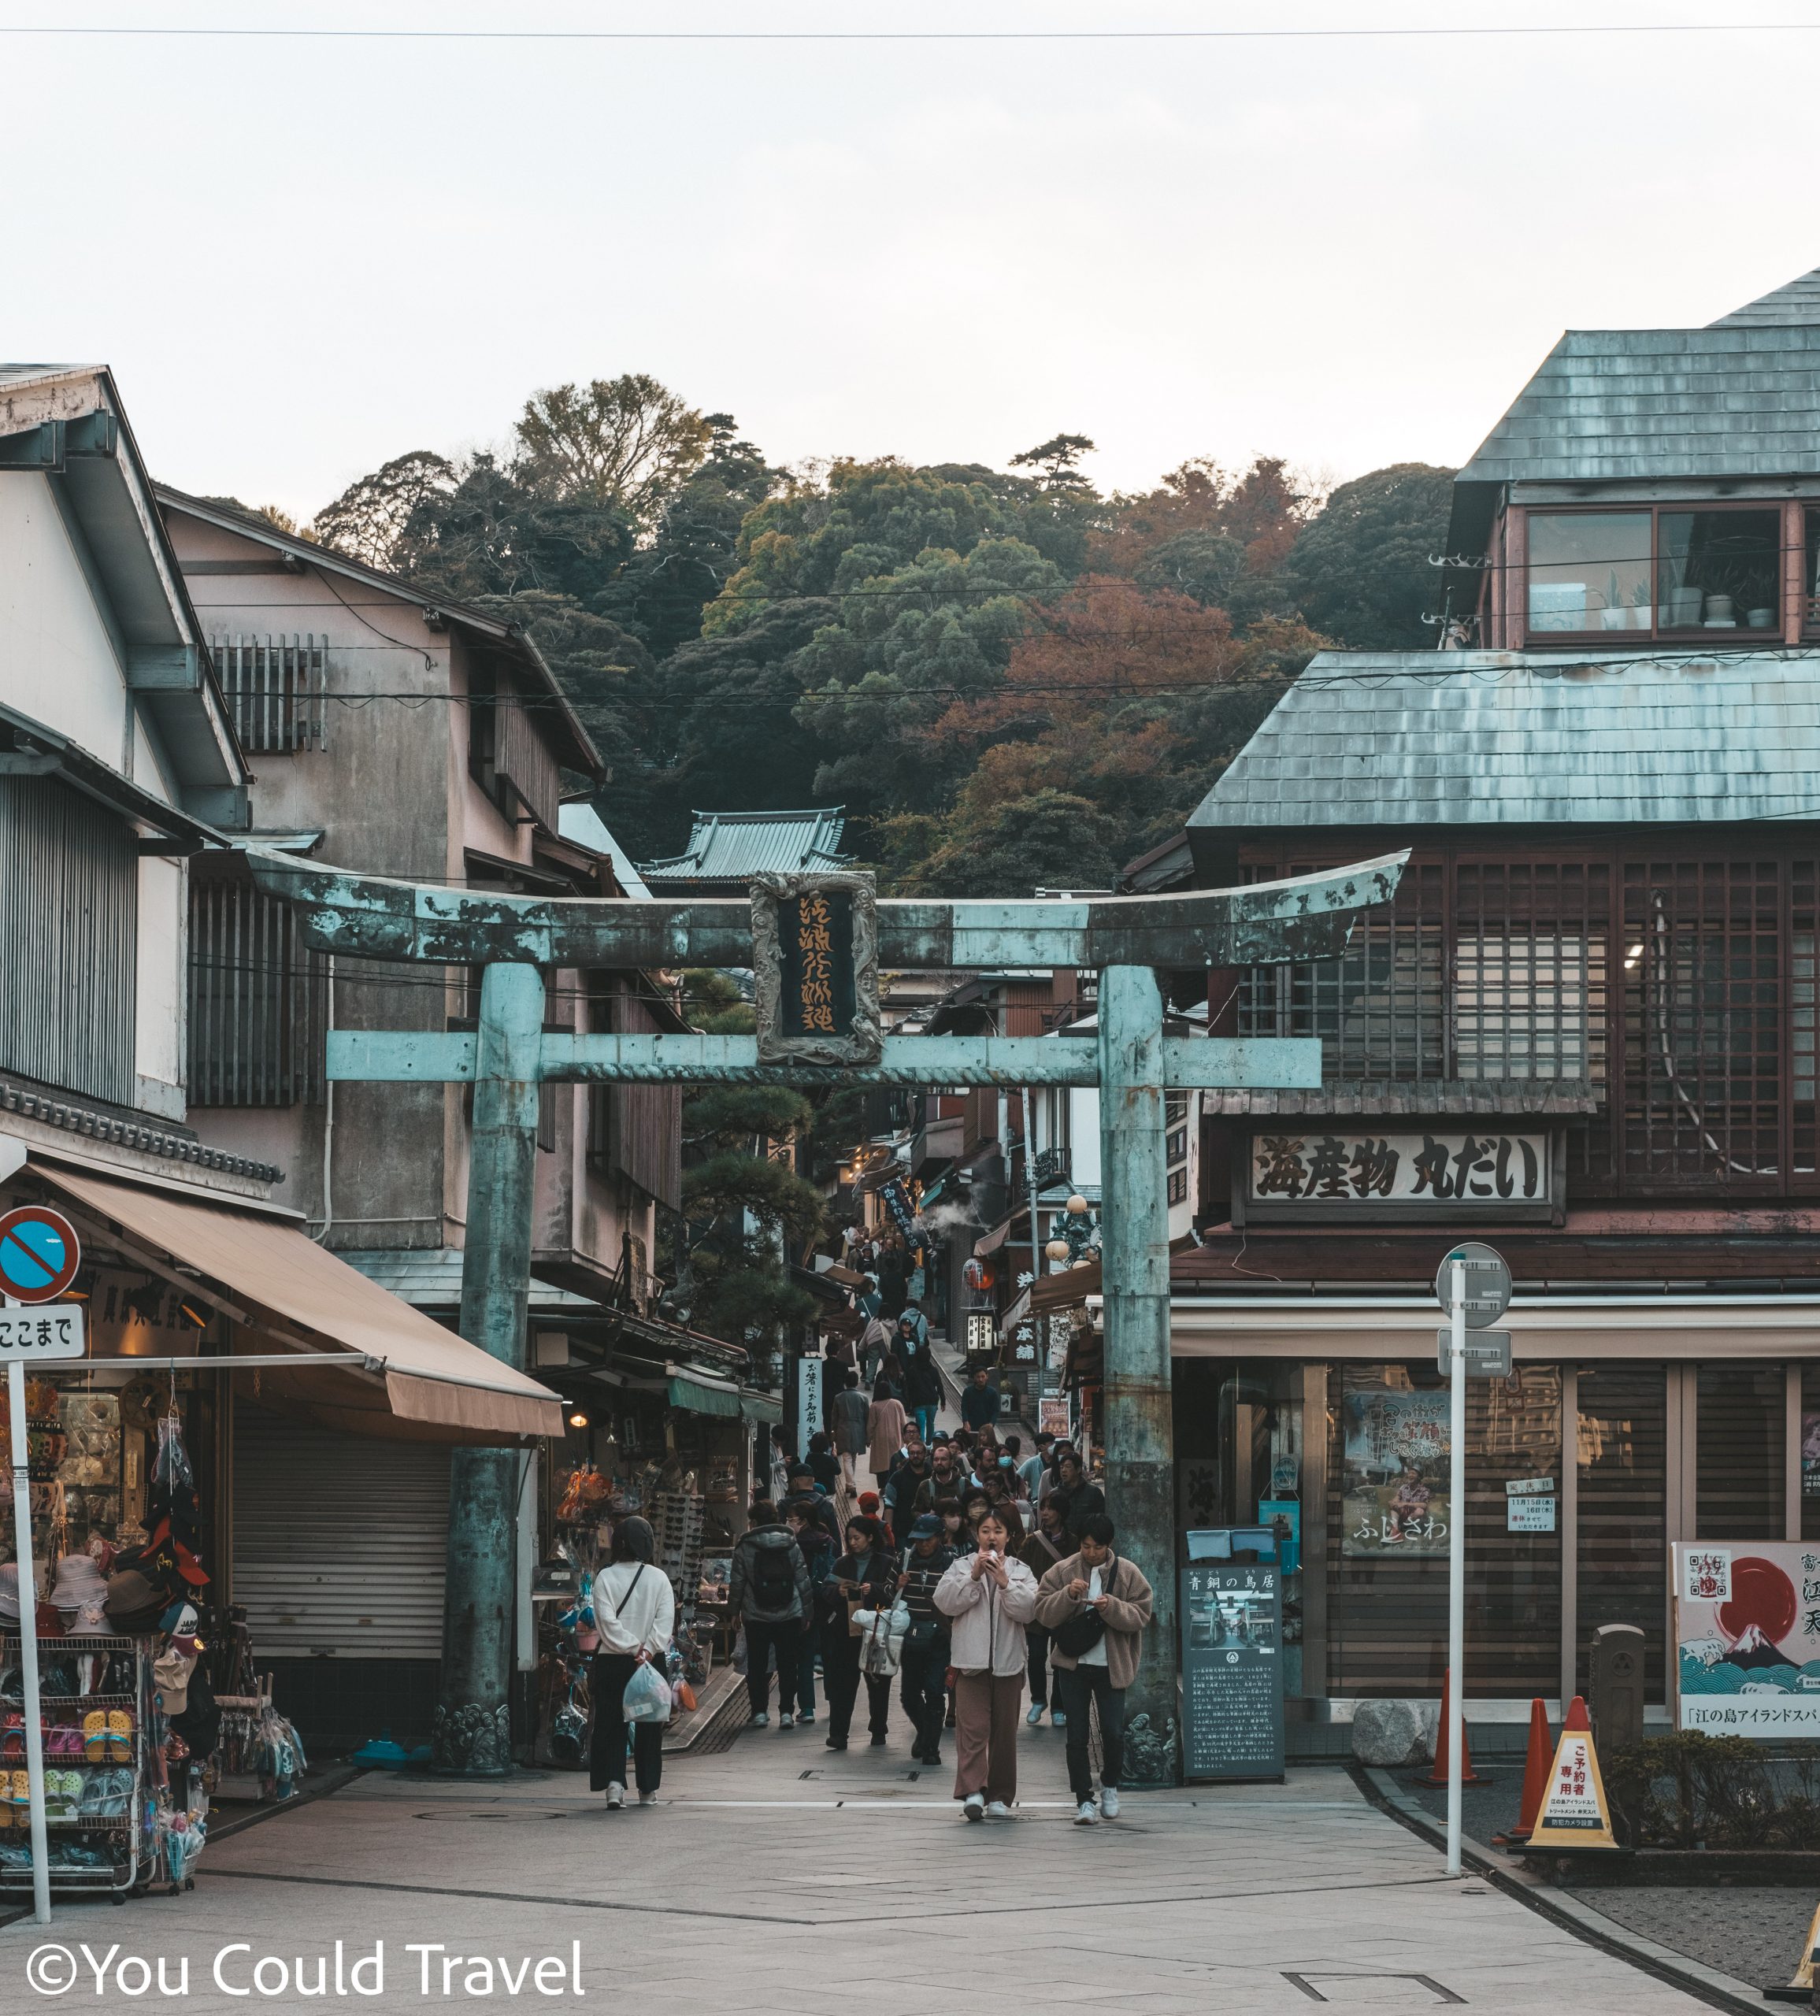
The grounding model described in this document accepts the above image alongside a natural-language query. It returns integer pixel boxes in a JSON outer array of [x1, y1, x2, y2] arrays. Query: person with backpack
[[1032, 1513, 1154, 1825], [784, 1503, 835, 1725], [904, 1342, 943, 1446], [591, 1515, 676, 1809], [729, 1499, 813, 1729], [895, 1514, 957, 1766], [935, 1503, 1038, 1820], [821, 1514, 899, 1751], [1019, 1495, 1072, 1728]]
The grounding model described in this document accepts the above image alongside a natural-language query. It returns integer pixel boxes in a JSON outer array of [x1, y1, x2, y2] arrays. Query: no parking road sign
[[0, 1205, 80, 1304]]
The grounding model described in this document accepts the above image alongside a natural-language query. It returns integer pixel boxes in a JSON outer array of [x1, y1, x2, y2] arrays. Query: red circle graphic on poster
[[1717, 1555, 1798, 1647]]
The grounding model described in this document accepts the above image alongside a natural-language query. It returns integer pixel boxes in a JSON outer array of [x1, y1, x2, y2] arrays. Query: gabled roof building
[[639, 806, 850, 897], [1164, 270, 1820, 1750]]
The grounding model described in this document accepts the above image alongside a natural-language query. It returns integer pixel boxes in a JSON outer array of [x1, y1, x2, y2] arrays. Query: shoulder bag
[[1052, 1555, 1110, 1660]]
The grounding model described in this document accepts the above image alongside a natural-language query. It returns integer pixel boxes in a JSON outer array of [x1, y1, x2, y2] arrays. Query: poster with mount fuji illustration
[[1673, 1543, 1820, 1736]]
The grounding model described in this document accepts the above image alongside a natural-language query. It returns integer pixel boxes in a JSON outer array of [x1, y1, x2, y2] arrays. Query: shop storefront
[[0, 1152, 564, 1773], [1169, 1295, 1820, 1751]]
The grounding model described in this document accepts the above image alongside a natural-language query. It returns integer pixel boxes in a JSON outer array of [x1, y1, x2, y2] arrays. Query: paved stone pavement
[[1557, 1879, 1810, 1990], [0, 1719, 1731, 2013]]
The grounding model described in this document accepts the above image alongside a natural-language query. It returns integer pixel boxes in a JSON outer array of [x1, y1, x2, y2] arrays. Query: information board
[[1181, 1563, 1284, 1781]]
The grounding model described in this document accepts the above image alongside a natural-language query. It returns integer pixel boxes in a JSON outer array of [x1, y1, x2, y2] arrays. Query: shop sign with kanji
[[751, 871, 882, 1067], [1241, 1128, 1555, 1223]]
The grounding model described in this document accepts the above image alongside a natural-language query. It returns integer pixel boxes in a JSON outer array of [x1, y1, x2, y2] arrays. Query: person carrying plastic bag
[[591, 1516, 675, 1810]]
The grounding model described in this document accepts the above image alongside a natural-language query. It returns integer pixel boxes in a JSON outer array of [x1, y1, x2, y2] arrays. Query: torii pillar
[[250, 850, 1407, 1781]]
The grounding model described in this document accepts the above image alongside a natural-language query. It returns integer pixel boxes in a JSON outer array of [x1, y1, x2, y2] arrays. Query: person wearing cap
[[903, 1338, 943, 1446], [780, 1465, 841, 1547], [895, 1513, 957, 1766], [591, 1516, 676, 1808]]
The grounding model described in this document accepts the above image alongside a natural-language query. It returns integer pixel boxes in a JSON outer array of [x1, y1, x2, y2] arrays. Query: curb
[[1355, 1764, 1770, 2016]]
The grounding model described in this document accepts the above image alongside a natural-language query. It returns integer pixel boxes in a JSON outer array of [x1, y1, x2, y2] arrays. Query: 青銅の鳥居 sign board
[[1674, 1542, 1820, 1736]]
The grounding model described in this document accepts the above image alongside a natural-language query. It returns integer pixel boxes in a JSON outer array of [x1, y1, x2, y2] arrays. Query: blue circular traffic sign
[[0, 1206, 80, 1303]]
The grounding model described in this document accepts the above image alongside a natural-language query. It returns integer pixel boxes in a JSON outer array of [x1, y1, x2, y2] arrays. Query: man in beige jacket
[[1032, 1513, 1154, 1824]]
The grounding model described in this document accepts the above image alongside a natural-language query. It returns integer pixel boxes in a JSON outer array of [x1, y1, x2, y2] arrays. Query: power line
[[6, 19, 1820, 41]]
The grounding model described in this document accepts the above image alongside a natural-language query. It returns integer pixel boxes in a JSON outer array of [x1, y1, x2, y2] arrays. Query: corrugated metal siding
[[494, 680, 560, 834], [187, 876, 325, 1106], [0, 778, 135, 1105], [232, 1403, 450, 1658]]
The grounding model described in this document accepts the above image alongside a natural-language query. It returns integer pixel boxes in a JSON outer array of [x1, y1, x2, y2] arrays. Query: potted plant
[[1630, 579, 1654, 631], [1600, 568, 1628, 629]]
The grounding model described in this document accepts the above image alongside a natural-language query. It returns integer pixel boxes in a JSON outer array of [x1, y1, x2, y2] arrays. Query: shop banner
[[1181, 1564, 1284, 1782], [796, 1357, 824, 1440], [1674, 1541, 1820, 1737], [1341, 1386, 1451, 1557]]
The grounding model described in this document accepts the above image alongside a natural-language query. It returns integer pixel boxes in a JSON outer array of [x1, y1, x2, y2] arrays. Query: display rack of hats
[[0, 1377, 72, 1573]]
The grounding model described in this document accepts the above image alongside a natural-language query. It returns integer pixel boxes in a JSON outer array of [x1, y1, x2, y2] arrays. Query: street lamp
[[1044, 1237, 1072, 1264]]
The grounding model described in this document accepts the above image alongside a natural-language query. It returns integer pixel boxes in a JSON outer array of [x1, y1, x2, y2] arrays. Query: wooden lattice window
[[1453, 862, 1609, 1084], [1620, 858, 1788, 1188], [213, 635, 326, 753]]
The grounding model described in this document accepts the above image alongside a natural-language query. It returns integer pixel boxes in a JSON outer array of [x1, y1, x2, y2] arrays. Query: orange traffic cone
[[1420, 1667, 1485, 1786], [1496, 1697, 1551, 1843], [1563, 1692, 1591, 1732]]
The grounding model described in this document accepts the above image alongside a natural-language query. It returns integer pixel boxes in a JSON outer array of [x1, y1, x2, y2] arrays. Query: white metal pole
[[8, 1340, 50, 1923], [1447, 1258, 1466, 1879]]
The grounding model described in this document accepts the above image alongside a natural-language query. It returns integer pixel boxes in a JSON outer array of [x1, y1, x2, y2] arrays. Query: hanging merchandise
[[142, 1402, 209, 1598]]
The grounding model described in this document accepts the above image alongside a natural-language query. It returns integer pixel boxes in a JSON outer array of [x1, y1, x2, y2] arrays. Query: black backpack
[[748, 1537, 797, 1614]]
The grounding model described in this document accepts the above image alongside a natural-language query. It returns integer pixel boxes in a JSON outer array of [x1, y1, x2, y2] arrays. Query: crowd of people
[[722, 1416, 1152, 1826]]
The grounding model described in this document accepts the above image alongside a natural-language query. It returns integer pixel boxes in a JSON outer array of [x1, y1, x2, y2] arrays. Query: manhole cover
[[413, 1809, 570, 1823]]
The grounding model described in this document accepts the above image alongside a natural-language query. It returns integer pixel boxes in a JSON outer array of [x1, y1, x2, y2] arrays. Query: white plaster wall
[[0, 475, 162, 797], [134, 854, 186, 1120]]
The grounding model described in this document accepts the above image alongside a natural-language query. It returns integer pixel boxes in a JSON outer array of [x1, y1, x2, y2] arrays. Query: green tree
[[312, 451, 458, 569], [513, 375, 714, 529], [1282, 463, 1456, 648], [667, 973, 825, 1347], [1009, 432, 1098, 492]]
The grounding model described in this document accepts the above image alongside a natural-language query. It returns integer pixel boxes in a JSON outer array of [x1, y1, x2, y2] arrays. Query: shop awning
[[33, 1162, 564, 1443], [973, 1220, 1011, 1258], [667, 1371, 742, 1419]]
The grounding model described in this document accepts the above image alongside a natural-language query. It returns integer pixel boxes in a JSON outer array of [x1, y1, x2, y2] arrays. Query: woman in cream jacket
[[934, 1505, 1038, 1820]]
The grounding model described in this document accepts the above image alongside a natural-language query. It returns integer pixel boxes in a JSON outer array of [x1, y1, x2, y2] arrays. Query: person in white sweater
[[590, 1517, 676, 1809]]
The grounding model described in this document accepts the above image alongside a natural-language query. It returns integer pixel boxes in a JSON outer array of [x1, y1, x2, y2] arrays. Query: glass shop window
[[1657, 510, 1781, 633], [1527, 512, 1651, 633], [1329, 1362, 1560, 1699], [1577, 1366, 1667, 1703], [1696, 1362, 1785, 1540]]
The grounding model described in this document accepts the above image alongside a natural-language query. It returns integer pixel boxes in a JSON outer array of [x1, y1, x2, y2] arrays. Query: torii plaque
[[249, 847, 1407, 1779]]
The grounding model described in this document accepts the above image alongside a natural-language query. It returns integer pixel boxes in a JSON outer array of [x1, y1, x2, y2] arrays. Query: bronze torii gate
[[250, 848, 1406, 1781]]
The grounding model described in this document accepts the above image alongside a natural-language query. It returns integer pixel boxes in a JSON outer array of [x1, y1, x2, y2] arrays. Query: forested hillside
[[301, 376, 1455, 891]]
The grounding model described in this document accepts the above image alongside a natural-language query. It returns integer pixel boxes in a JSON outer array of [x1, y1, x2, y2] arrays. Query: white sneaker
[[986, 1800, 1010, 1818], [749, 1711, 769, 1729], [1099, 1786, 1121, 1819], [1073, 1799, 1097, 1825], [636, 1791, 658, 1807], [963, 1792, 985, 1822], [606, 1782, 625, 1809], [1051, 1710, 1067, 1728], [779, 1711, 795, 1729], [1025, 1703, 1045, 1726]]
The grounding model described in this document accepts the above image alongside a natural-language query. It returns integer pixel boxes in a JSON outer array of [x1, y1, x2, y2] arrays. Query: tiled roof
[[1455, 324, 1820, 484], [1188, 647, 1820, 831], [639, 807, 851, 885], [1711, 268, 1820, 328]]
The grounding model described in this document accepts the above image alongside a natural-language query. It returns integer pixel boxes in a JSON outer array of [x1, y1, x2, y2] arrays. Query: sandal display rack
[[0, 1632, 150, 1901]]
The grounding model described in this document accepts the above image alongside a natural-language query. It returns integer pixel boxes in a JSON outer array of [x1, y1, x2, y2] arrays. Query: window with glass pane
[[1329, 1363, 1560, 1698], [1657, 510, 1781, 632], [1577, 1366, 1667, 1702], [1455, 932, 1606, 1082], [1696, 1363, 1785, 1539], [1528, 512, 1651, 633]]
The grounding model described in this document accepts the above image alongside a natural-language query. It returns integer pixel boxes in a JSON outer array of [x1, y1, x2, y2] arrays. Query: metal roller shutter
[[232, 1403, 450, 1658]]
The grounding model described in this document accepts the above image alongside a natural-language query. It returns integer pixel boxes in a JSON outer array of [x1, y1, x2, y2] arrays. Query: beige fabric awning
[[35, 1163, 564, 1443]]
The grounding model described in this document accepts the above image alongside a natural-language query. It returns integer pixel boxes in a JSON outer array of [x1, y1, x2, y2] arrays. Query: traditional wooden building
[[1166, 267, 1820, 1747]]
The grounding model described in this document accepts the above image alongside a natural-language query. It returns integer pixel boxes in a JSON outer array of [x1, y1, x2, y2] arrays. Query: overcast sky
[[6, 2, 1818, 517]]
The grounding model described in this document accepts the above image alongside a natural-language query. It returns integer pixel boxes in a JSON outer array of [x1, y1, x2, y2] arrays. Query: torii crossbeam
[[250, 847, 1407, 1780]]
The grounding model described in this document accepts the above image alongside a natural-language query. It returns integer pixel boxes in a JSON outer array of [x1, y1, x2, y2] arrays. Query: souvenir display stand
[[0, 1633, 152, 1900]]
